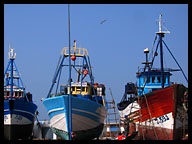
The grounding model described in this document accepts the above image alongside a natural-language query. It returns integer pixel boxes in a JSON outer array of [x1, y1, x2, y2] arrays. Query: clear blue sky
[[4, 4, 188, 120]]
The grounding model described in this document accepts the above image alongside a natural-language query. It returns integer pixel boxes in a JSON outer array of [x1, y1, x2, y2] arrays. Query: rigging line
[[164, 47, 167, 69], [13, 61, 25, 89], [55, 66, 63, 94], [159, 119, 170, 139], [72, 64, 81, 73], [128, 97, 135, 118], [52, 53, 63, 83], [87, 55, 94, 83], [138, 75, 158, 139], [143, 93, 159, 140], [84, 55, 98, 102], [135, 83, 145, 139], [13, 61, 29, 102], [162, 40, 188, 83], [150, 38, 160, 69], [149, 35, 157, 61], [47, 55, 66, 98], [137, 95, 145, 140], [80, 56, 85, 95]]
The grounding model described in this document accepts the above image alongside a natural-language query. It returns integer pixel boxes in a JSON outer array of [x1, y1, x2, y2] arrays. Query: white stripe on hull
[[48, 108, 64, 115], [135, 112, 174, 130], [118, 101, 140, 118], [119, 102, 174, 130]]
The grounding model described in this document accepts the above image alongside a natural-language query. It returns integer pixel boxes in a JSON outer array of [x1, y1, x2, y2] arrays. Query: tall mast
[[156, 14, 168, 88], [8, 44, 16, 98], [159, 14, 162, 33], [159, 14, 164, 88]]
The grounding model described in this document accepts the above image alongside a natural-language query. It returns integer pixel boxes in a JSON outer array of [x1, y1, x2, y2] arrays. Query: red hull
[[129, 124, 187, 140], [128, 84, 188, 140], [133, 125, 173, 140], [134, 85, 174, 122]]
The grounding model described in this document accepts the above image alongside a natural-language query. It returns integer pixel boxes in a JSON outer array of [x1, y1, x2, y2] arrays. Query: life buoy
[[83, 69, 88, 75]]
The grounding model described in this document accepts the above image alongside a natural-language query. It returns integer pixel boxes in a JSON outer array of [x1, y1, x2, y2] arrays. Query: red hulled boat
[[117, 14, 188, 140]]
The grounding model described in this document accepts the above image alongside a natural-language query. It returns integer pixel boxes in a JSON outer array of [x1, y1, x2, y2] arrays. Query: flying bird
[[100, 19, 107, 24]]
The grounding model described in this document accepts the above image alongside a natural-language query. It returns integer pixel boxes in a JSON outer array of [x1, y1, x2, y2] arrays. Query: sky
[[4, 4, 188, 120]]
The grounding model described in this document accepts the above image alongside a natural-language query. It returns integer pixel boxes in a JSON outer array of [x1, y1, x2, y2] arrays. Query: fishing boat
[[117, 14, 188, 140], [4, 45, 38, 140], [42, 40, 106, 140]]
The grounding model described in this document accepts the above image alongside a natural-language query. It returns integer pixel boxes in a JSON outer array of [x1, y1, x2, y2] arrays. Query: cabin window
[[152, 77, 156, 83], [147, 76, 150, 83], [19, 91, 22, 97], [157, 77, 161, 83], [7, 91, 10, 96], [76, 87, 81, 91], [71, 87, 75, 91], [15, 92, 18, 96], [97, 88, 102, 96], [76, 87, 85, 92], [168, 77, 170, 83], [164, 77, 166, 83]]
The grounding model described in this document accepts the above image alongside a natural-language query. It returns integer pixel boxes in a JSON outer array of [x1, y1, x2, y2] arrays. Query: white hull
[[50, 108, 105, 132], [4, 114, 33, 125]]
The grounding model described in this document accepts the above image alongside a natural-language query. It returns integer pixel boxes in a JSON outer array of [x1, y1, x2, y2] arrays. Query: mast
[[8, 44, 16, 98], [159, 15, 165, 88], [156, 14, 169, 88], [143, 48, 151, 71]]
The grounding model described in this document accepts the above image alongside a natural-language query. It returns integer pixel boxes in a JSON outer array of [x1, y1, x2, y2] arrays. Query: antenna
[[156, 14, 170, 34], [162, 21, 170, 33], [8, 43, 16, 60], [159, 14, 162, 32]]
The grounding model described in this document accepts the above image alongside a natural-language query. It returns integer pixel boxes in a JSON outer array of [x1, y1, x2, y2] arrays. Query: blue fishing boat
[[4, 45, 38, 140], [42, 40, 106, 140]]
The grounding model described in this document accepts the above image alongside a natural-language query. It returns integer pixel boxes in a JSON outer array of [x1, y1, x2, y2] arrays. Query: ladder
[[124, 86, 157, 140], [105, 88, 121, 137]]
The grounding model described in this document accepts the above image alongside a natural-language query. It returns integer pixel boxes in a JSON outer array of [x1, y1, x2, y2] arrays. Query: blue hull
[[4, 100, 37, 140], [43, 95, 105, 140]]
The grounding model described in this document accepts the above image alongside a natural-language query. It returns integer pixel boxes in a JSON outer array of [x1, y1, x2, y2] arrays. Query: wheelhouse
[[136, 70, 172, 96], [59, 81, 106, 105], [68, 82, 92, 95], [4, 86, 24, 99]]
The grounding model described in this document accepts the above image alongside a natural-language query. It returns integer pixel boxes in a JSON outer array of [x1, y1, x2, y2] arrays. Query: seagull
[[100, 19, 107, 24]]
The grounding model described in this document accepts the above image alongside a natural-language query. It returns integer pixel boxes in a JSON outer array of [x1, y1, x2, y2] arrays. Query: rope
[[143, 92, 159, 140], [136, 76, 146, 140], [162, 40, 188, 83], [137, 76, 158, 140], [159, 119, 170, 139], [137, 95, 145, 140]]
